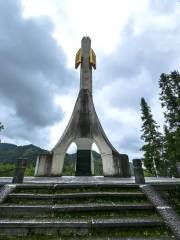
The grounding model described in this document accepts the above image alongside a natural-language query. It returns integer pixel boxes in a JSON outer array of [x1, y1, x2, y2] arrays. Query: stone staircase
[[0, 183, 175, 239]]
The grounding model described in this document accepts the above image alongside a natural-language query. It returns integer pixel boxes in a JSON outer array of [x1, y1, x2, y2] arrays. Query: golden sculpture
[[75, 48, 82, 69], [90, 48, 96, 69], [75, 48, 96, 69]]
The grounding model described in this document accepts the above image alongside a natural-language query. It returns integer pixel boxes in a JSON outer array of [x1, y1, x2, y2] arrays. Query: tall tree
[[0, 122, 4, 143], [159, 71, 180, 177], [140, 97, 163, 176], [0, 122, 4, 131]]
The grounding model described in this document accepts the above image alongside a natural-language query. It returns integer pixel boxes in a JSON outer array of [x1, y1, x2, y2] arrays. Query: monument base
[[75, 150, 92, 176]]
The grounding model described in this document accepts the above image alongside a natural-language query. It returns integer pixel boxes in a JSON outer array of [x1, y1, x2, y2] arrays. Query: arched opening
[[62, 142, 77, 176], [92, 143, 103, 176]]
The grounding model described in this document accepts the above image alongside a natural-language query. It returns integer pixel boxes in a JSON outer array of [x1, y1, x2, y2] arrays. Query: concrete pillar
[[34, 153, 52, 177], [12, 158, 27, 184], [133, 159, 145, 184], [93, 137, 116, 176]]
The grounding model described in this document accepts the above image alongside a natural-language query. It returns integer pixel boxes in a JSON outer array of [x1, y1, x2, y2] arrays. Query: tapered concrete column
[[94, 136, 115, 176], [35, 153, 52, 177], [51, 138, 73, 176]]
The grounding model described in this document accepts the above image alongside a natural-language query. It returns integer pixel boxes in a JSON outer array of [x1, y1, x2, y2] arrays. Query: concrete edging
[[140, 184, 180, 240], [0, 184, 16, 204]]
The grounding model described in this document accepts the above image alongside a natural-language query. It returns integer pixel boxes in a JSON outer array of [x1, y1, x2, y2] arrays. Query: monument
[[35, 37, 130, 177]]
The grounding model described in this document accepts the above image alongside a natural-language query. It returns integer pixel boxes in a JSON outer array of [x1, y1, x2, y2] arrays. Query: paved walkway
[[0, 176, 180, 184]]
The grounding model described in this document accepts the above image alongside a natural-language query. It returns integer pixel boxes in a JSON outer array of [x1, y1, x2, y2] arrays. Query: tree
[[0, 122, 3, 131], [159, 71, 180, 177], [0, 122, 4, 143], [140, 97, 163, 176]]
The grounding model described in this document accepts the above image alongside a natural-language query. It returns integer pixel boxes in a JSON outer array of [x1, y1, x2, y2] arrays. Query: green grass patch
[[92, 226, 171, 238], [54, 186, 141, 194], [0, 226, 171, 239], [54, 209, 159, 220], [6, 194, 148, 205], [0, 163, 35, 177], [14, 185, 141, 194], [0, 208, 158, 220]]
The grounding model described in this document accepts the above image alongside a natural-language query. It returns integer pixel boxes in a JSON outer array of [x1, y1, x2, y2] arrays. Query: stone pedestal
[[112, 153, 130, 177], [34, 153, 52, 177], [12, 158, 27, 184]]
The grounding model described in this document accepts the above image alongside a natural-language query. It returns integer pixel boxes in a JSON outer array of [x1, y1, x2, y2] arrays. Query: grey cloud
[[0, 0, 77, 144]]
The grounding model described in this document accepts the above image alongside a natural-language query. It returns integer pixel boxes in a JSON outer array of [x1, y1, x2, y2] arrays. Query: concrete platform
[[0, 176, 180, 185]]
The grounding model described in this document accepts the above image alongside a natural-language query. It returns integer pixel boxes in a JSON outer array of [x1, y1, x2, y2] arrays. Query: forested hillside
[[0, 143, 47, 164]]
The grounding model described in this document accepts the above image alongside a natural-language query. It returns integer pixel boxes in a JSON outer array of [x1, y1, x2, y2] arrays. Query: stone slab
[[0, 176, 180, 185]]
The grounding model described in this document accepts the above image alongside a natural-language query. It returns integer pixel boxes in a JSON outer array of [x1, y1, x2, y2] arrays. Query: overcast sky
[[0, 0, 180, 159]]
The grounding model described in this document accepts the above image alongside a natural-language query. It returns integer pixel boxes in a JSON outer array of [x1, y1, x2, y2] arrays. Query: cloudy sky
[[0, 0, 180, 159]]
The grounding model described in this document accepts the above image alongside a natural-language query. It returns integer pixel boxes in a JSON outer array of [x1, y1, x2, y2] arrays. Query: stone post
[[12, 158, 27, 184], [133, 159, 145, 184]]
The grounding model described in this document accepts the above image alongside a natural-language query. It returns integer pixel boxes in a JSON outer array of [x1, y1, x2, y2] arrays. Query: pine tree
[[0, 122, 3, 131], [0, 122, 4, 143], [140, 97, 163, 176], [159, 71, 180, 177]]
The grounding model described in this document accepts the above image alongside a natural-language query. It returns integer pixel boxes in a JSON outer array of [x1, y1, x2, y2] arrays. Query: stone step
[[15, 183, 140, 188], [45, 203, 154, 212], [14, 183, 141, 193], [72, 238, 174, 240], [0, 203, 154, 217], [8, 192, 145, 200], [0, 238, 174, 240], [92, 218, 164, 227], [46, 238, 173, 240], [0, 217, 164, 228], [0, 202, 154, 211], [0, 218, 165, 237]]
